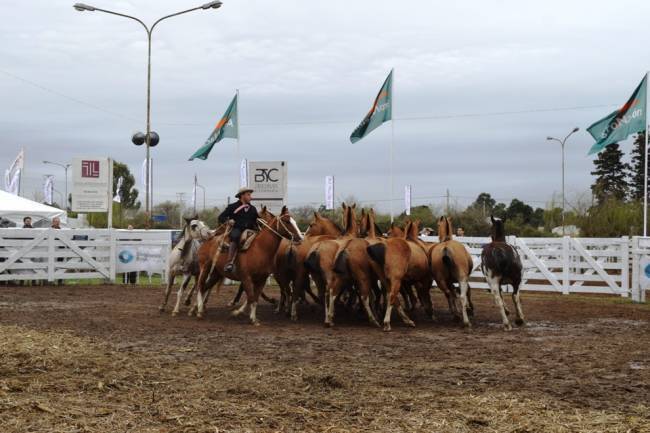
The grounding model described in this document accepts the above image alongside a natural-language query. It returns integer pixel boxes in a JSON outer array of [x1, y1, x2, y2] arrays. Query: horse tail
[[334, 249, 349, 275], [367, 243, 386, 267], [442, 247, 454, 269], [304, 250, 321, 274]]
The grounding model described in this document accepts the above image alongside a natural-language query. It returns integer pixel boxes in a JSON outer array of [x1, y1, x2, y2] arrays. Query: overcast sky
[[2, 0, 649, 212]]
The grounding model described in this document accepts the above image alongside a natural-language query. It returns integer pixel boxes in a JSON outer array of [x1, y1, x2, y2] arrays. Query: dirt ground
[[0, 284, 649, 433]]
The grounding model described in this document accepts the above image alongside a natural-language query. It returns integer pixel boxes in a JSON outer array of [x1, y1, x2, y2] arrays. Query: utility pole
[[446, 189, 450, 215]]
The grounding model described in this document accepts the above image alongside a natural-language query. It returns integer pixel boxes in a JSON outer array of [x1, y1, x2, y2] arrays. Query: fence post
[[109, 229, 116, 284], [47, 228, 54, 283], [620, 236, 629, 298], [631, 237, 640, 302], [562, 236, 570, 295]]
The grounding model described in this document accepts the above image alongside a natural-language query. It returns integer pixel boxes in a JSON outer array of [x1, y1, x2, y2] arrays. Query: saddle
[[220, 229, 259, 253]]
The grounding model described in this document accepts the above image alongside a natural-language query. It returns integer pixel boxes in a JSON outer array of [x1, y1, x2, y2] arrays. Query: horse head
[[341, 202, 358, 236], [275, 206, 303, 242], [306, 212, 342, 237], [437, 216, 453, 242], [388, 222, 404, 238], [490, 215, 506, 242], [185, 215, 211, 241]]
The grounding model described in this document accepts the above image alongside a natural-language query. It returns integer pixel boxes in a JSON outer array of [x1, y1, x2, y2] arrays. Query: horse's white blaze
[[289, 217, 304, 240]]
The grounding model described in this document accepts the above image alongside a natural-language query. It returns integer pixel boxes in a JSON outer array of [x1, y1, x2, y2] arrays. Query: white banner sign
[[43, 175, 54, 205], [72, 157, 111, 212], [247, 161, 287, 214], [325, 176, 335, 210], [404, 185, 412, 216], [240, 158, 248, 188], [4, 149, 24, 195], [113, 176, 123, 203]]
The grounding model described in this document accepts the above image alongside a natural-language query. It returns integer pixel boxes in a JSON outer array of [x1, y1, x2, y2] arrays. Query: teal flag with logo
[[350, 70, 393, 143], [587, 75, 647, 155], [189, 93, 239, 161]]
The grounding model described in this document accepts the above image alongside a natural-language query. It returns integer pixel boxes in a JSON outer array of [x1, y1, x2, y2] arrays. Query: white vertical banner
[[113, 176, 123, 203], [404, 184, 412, 216], [43, 175, 54, 205], [325, 175, 335, 210], [240, 158, 248, 188], [191, 174, 197, 213], [4, 149, 24, 195]]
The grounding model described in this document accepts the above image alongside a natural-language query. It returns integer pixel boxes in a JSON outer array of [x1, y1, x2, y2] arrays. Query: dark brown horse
[[480, 216, 525, 330]]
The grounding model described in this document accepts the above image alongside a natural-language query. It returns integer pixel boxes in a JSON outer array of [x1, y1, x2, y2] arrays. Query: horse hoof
[[171, 311, 179, 317], [503, 323, 512, 331], [406, 320, 416, 328], [515, 318, 525, 327], [324, 321, 334, 328], [196, 313, 204, 320], [383, 323, 392, 332], [158, 306, 165, 313], [463, 321, 472, 329], [251, 320, 261, 326], [430, 315, 438, 323]]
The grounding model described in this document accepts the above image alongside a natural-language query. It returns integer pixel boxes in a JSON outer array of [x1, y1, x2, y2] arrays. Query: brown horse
[[289, 212, 344, 321], [366, 219, 433, 331], [429, 216, 474, 324], [303, 204, 364, 326], [193, 206, 302, 325], [481, 216, 525, 330]]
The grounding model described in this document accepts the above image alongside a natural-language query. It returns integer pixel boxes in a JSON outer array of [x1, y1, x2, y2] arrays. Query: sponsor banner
[[404, 185, 412, 216], [640, 257, 650, 289], [43, 175, 55, 205], [240, 158, 248, 188], [116, 245, 166, 274], [4, 149, 24, 195], [248, 161, 287, 213], [72, 157, 111, 212], [325, 176, 335, 210]]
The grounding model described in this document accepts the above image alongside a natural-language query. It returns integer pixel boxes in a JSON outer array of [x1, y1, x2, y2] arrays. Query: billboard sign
[[247, 161, 287, 214], [71, 157, 111, 212]]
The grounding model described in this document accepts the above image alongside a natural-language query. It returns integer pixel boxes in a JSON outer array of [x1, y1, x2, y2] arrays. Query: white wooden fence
[[0, 229, 648, 302], [0, 229, 171, 283]]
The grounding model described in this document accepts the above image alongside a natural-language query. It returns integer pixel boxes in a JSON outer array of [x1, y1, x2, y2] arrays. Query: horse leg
[[512, 283, 525, 326], [261, 290, 277, 305], [290, 271, 308, 321], [196, 270, 220, 319], [189, 262, 212, 316], [248, 278, 266, 326], [466, 282, 475, 317], [228, 283, 245, 307], [437, 279, 459, 320], [159, 271, 176, 312], [459, 279, 472, 328], [487, 274, 511, 331], [383, 278, 414, 332], [172, 273, 192, 316], [357, 276, 380, 328], [415, 282, 435, 322]]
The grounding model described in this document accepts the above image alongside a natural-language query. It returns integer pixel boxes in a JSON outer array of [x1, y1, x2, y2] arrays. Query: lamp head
[[201, 1, 223, 9], [73, 3, 96, 11], [572, 127, 580, 133]]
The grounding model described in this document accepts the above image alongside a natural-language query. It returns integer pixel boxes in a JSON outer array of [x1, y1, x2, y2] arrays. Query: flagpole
[[236, 88, 241, 189], [390, 69, 395, 223], [643, 72, 649, 237]]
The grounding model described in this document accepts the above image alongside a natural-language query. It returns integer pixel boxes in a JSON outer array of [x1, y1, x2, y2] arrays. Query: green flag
[[189, 93, 239, 161], [350, 70, 393, 143], [587, 75, 647, 155]]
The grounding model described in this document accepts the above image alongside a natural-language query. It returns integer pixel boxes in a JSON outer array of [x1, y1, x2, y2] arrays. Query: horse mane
[[178, 221, 194, 261]]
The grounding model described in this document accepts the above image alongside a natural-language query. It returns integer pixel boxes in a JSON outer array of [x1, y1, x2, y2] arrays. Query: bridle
[[257, 216, 301, 244]]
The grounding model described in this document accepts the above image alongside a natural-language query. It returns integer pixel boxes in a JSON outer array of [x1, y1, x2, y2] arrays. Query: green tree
[[113, 161, 140, 209], [591, 143, 630, 205], [506, 199, 534, 223], [470, 192, 496, 216], [629, 133, 647, 201]]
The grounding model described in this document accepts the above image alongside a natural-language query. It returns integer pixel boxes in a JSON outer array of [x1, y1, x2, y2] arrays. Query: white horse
[[159, 216, 212, 316]]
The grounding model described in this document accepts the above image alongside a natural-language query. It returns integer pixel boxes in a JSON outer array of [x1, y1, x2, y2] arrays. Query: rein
[[257, 217, 300, 243]]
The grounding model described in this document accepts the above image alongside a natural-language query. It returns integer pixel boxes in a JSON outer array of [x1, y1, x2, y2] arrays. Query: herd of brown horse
[[160, 204, 525, 331]]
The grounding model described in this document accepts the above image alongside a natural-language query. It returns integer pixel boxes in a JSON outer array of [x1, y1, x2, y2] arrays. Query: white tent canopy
[[0, 190, 66, 226]]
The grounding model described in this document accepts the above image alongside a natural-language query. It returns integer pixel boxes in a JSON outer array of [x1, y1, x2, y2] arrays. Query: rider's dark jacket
[[218, 201, 259, 232]]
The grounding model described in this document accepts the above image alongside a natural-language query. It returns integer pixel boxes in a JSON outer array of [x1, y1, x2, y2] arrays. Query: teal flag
[[189, 94, 239, 161], [587, 75, 647, 155], [350, 70, 393, 143]]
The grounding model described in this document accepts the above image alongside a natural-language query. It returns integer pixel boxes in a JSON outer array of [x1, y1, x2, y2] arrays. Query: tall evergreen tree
[[590, 143, 630, 205], [112, 161, 140, 209], [629, 132, 648, 201]]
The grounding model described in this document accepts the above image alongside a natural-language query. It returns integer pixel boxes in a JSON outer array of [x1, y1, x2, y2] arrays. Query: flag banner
[[43, 175, 54, 205], [325, 175, 335, 210], [113, 176, 123, 203], [404, 185, 412, 216], [587, 75, 647, 155], [240, 158, 248, 188], [189, 93, 239, 161], [191, 175, 197, 211], [4, 149, 24, 195], [350, 70, 393, 143]]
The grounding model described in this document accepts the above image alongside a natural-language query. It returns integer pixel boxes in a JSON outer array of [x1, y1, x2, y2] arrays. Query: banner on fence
[[116, 245, 166, 274]]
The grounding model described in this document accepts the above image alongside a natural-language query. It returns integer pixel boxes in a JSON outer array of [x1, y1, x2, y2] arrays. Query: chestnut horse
[[193, 206, 302, 325], [429, 216, 474, 325], [481, 216, 525, 330], [366, 219, 433, 331]]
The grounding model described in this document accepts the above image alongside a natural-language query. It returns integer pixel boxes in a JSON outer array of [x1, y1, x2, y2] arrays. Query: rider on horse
[[218, 187, 259, 272]]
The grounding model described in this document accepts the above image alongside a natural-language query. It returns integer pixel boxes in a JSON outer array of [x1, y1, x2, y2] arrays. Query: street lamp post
[[43, 161, 70, 210], [547, 127, 580, 236], [73, 1, 223, 221]]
